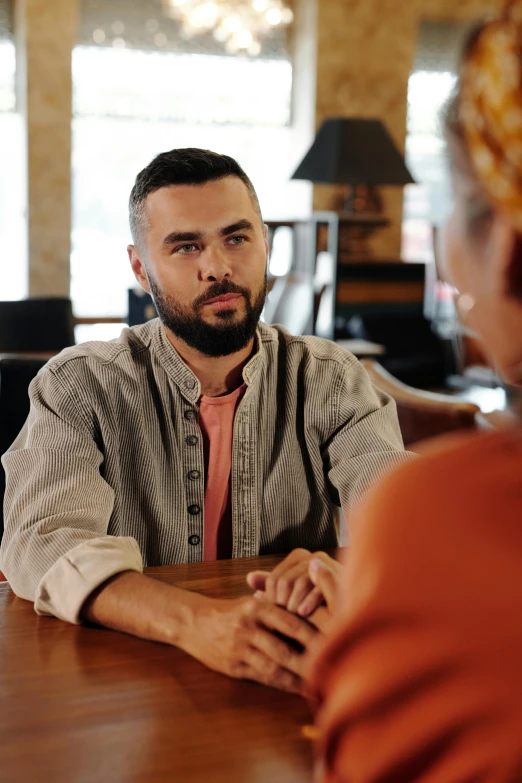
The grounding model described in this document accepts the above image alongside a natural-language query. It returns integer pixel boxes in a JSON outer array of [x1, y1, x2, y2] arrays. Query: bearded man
[[1, 148, 405, 692]]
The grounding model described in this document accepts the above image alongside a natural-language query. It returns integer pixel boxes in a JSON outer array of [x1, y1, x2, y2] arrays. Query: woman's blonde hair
[[443, 4, 522, 297]]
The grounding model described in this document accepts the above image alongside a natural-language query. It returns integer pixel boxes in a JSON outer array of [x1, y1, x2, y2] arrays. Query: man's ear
[[127, 244, 151, 294]]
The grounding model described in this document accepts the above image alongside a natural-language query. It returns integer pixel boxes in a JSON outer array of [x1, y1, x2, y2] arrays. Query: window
[[0, 1, 27, 300], [402, 21, 472, 264], [71, 0, 311, 319]]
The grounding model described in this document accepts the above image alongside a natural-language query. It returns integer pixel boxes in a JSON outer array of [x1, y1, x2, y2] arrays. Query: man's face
[[128, 176, 268, 358]]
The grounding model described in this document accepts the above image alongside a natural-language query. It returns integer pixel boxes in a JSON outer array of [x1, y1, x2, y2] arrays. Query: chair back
[[0, 298, 75, 353], [361, 358, 480, 448], [266, 276, 314, 335], [128, 289, 157, 327], [0, 356, 48, 542]]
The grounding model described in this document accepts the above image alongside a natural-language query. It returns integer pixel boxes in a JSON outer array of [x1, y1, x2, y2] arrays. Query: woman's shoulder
[[378, 426, 521, 494], [352, 426, 522, 552]]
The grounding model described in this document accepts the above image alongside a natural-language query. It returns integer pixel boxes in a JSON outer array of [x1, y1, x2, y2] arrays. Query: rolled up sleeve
[[1, 364, 142, 620], [35, 536, 143, 623]]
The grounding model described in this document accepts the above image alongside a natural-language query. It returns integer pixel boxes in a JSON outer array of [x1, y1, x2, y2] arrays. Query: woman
[[308, 3, 522, 780]]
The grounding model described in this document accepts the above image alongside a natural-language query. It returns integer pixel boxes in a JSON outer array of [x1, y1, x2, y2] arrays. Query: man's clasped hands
[[183, 549, 343, 695]]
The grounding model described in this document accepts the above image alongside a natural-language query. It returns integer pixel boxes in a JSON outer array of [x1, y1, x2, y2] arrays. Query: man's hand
[[181, 594, 318, 694], [82, 571, 318, 695], [246, 549, 343, 618]]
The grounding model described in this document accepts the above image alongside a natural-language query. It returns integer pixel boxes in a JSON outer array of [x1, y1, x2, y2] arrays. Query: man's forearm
[[81, 570, 204, 649], [80, 568, 319, 694]]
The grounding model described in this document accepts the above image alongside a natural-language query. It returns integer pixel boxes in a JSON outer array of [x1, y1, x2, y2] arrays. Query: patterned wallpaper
[[420, 0, 499, 20], [314, 0, 418, 257], [313, 0, 501, 257]]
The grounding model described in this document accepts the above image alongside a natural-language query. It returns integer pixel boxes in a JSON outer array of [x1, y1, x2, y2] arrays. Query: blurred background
[[0, 0, 506, 404]]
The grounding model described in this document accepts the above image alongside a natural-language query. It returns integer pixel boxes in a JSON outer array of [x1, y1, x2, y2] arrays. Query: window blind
[[414, 20, 476, 75], [0, 0, 12, 41]]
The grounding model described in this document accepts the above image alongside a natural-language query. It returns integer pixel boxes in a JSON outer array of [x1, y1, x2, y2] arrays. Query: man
[[1, 148, 405, 693]]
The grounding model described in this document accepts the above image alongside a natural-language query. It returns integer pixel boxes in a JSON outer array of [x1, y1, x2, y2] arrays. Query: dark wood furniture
[[362, 358, 480, 448], [335, 260, 425, 321], [0, 555, 315, 783], [0, 298, 75, 353], [310, 214, 453, 385]]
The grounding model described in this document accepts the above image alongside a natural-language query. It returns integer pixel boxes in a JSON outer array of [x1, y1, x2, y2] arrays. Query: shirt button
[[184, 409, 197, 421], [188, 534, 200, 546], [184, 378, 197, 390], [186, 435, 198, 446], [188, 470, 200, 481], [188, 504, 201, 516]]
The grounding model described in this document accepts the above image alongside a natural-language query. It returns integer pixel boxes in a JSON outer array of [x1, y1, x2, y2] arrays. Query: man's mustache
[[194, 280, 250, 308]]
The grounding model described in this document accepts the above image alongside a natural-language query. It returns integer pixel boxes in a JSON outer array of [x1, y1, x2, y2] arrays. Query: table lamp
[[291, 117, 414, 216]]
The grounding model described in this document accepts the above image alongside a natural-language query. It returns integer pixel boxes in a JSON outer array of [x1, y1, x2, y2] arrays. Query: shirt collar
[[151, 319, 271, 402]]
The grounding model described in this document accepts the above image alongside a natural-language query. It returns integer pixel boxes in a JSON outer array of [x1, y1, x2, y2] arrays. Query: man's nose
[[200, 246, 233, 282]]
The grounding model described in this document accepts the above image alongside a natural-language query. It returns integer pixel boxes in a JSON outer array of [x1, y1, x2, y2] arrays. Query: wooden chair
[[361, 359, 480, 449], [264, 274, 315, 335], [475, 409, 519, 431]]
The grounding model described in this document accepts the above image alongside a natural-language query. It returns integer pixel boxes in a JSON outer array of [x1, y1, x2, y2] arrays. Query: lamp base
[[342, 184, 383, 216], [338, 186, 389, 260]]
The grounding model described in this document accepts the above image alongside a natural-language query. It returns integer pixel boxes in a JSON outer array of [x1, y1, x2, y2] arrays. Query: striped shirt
[[1, 319, 406, 624]]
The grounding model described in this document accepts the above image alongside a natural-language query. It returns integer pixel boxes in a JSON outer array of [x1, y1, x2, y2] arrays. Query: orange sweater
[[313, 427, 522, 782]]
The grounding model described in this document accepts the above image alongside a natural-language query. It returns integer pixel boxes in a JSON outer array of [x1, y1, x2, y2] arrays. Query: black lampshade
[[291, 118, 415, 186]]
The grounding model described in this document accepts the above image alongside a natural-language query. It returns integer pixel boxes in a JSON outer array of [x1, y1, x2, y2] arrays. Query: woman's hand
[[246, 548, 343, 619], [306, 557, 340, 633]]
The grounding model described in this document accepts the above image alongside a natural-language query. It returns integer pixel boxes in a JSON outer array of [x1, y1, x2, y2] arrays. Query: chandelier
[[163, 0, 294, 56]]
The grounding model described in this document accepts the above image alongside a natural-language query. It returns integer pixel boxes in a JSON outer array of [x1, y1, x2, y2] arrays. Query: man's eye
[[228, 235, 246, 245], [175, 244, 197, 254]]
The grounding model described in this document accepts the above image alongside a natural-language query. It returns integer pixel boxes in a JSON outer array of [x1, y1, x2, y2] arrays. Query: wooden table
[[0, 555, 315, 783]]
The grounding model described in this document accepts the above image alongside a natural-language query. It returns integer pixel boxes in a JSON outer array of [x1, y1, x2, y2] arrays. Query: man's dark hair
[[129, 148, 262, 247]]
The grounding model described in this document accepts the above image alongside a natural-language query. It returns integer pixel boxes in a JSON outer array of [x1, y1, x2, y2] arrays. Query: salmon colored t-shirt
[[199, 384, 246, 561]]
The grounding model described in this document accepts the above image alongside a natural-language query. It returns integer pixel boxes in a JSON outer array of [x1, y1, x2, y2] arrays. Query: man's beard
[[149, 275, 267, 358]]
